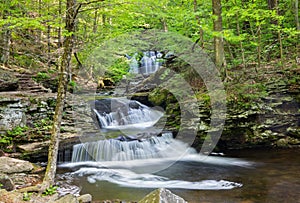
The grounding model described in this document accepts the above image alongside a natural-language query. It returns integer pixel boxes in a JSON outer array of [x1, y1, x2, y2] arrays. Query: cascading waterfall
[[71, 132, 196, 162], [129, 51, 163, 75], [92, 98, 163, 129], [59, 98, 252, 195]]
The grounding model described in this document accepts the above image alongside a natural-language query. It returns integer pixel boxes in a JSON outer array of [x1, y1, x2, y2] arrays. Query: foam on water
[[70, 167, 243, 190]]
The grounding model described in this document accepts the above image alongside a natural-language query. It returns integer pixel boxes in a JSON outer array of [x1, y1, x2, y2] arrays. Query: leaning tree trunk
[[43, 0, 79, 187]]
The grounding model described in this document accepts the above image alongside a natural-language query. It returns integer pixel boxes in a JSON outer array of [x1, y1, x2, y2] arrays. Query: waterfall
[[129, 51, 163, 75], [92, 98, 163, 129], [71, 132, 196, 162]]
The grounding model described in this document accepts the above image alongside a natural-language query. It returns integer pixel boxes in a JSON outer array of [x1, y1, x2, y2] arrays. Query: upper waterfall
[[92, 98, 163, 130], [128, 51, 163, 75]]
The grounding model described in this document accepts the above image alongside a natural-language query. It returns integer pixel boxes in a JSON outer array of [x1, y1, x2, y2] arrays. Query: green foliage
[[33, 72, 50, 83], [34, 118, 52, 137], [0, 125, 29, 149], [7, 125, 28, 137], [105, 58, 130, 83], [68, 80, 79, 92], [0, 183, 3, 189], [42, 185, 58, 196], [0, 134, 12, 145], [23, 192, 32, 201]]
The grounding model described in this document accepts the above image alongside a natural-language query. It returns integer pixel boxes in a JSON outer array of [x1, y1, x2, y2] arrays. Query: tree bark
[[212, 0, 225, 75], [58, 0, 62, 48], [1, 2, 11, 65], [193, 0, 204, 48], [43, 0, 79, 187], [1, 29, 11, 64], [93, 10, 98, 33], [295, 0, 300, 31], [161, 18, 168, 32]]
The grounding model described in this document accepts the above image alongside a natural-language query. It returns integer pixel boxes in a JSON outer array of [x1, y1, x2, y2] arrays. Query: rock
[[0, 157, 34, 174], [0, 173, 15, 191], [55, 194, 79, 203], [0, 99, 26, 132], [0, 150, 4, 157], [139, 188, 187, 203], [0, 70, 18, 92], [276, 138, 289, 147], [78, 194, 92, 203]]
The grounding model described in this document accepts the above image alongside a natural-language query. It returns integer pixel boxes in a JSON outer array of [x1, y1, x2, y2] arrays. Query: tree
[[42, 0, 80, 188], [212, 0, 225, 76]]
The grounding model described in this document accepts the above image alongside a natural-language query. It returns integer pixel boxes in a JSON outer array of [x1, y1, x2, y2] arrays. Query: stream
[[56, 97, 300, 202]]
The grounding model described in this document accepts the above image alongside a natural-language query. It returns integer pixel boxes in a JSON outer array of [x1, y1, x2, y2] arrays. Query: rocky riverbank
[[1, 65, 300, 161]]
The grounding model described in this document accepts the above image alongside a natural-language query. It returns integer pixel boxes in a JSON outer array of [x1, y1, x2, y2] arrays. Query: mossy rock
[[148, 88, 169, 107], [139, 188, 187, 203]]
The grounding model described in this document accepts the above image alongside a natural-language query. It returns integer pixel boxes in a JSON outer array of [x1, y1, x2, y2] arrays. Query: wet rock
[[0, 157, 34, 174], [139, 188, 187, 203], [0, 173, 15, 191], [78, 194, 92, 203]]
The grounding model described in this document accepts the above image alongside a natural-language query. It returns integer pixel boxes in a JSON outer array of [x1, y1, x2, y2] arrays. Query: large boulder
[[139, 188, 187, 203], [0, 157, 34, 174]]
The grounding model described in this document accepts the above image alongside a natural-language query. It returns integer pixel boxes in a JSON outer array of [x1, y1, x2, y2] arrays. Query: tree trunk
[[193, 0, 204, 48], [212, 0, 225, 75], [93, 10, 98, 33], [161, 18, 168, 32], [1, 2, 11, 65], [43, 0, 79, 187], [234, 1, 246, 69], [295, 0, 300, 31], [58, 0, 62, 48], [1, 28, 11, 64], [257, 24, 261, 71]]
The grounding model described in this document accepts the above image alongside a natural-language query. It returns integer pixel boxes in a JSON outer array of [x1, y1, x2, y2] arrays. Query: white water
[[93, 99, 163, 130], [71, 132, 195, 162], [129, 51, 163, 74], [70, 167, 242, 190], [61, 132, 252, 190], [61, 98, 253, 193]]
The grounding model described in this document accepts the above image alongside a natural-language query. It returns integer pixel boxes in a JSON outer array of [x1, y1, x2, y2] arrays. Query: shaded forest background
[[0, 0, 299, 77]]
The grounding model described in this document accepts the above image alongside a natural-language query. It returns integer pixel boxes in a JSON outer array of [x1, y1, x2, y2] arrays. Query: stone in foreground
[[139, 188, 187, 203], [0, 157, 34, 174]]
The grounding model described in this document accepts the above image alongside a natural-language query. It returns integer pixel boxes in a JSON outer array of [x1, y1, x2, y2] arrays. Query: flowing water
[[129, 51, 163, 75], [57, 98, 300, 202]]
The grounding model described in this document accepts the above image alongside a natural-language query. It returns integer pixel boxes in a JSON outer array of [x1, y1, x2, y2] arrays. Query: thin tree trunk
[[43, 0, 79, 187], [1, 4, 11, 65], [37, 0, 42, 44], [161, 18, 168, 32], [193, 0, 204, 48], [212, 0, 225, 76], [278, 30, 283, 62], [1, 29, 11, 64], [257, 24, 261, 71], [93, 10, 98, 33], [235, 3, 246, 69], [47, 25, 51, 62], [296, 0, 300, 31], [58, 0, 62, 48]]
